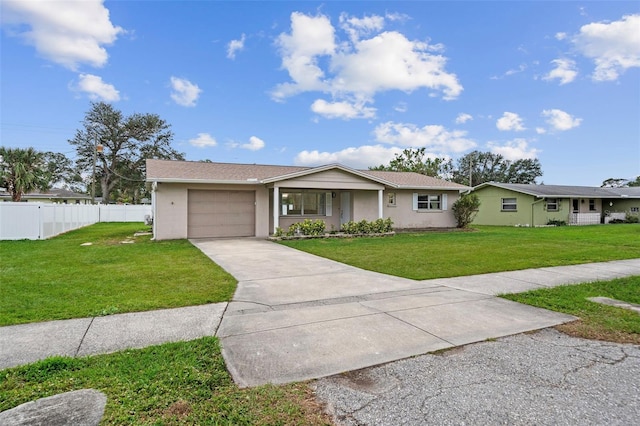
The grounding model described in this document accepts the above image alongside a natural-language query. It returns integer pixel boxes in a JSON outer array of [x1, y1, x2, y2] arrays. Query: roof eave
[[148, 178, 264, 185], [397, 185, 470, 192], [262, 163, 398, 187]]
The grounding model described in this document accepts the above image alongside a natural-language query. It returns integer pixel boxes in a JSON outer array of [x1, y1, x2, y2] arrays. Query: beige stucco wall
[[154, 176, 463, 239], [384, 190, 460, 229], [153, 182, 268, 240]]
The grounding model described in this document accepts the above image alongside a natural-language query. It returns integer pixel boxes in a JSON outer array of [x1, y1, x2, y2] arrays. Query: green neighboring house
[[471, 183, 640, 226]]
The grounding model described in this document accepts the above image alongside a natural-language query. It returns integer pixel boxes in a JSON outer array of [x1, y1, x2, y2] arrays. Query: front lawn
[[0, 223, 237, 326], [279, 225, 640, 280], [503, 276, 640, 344], [0, 337, 331, 425]]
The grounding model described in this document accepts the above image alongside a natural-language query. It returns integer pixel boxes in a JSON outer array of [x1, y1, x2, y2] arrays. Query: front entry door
[[340, 192, 351, 226], [572, 199, 579, 213]]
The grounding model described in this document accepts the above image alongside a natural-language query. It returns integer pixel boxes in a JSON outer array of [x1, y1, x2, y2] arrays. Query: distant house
[[471, 183, 640, 226], [146, 159, 470, 240], [0, 188, 91, 204]]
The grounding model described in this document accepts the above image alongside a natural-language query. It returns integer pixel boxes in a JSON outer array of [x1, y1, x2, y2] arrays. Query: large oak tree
[[69, 102, 184, 203]]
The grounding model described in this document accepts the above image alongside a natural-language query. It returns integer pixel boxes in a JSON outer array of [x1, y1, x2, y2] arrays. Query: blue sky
[[1, 1, 639, 186]]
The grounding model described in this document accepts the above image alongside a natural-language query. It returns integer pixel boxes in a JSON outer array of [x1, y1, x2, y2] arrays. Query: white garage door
[[188, 190, 255, 238]]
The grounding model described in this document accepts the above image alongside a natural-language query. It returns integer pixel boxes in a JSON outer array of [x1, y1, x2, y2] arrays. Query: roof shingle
[[146, 159, 468, 190]]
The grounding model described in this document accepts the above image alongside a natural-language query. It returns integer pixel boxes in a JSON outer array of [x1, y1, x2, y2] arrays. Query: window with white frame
[[589, 199, 596, 211], [387, 192, 396, 206], [546, 198, 558, 211], [413, 193, 447, 211], [501, 198, 517, 211], [281, 191, 328, 216]]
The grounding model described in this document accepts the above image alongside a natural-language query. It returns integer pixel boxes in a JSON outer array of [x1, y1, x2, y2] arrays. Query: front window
[[387, 192, 396, 206], [417, 194, 441, 210], [589, 199, 596, 211], [502, 198, 517, 211], [546, 198, 558, 211], [281, 191, 326, 216]]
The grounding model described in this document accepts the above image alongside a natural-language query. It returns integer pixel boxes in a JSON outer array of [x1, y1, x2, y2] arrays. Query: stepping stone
[[0, 389, 106, 426], [587, 297, 640, 313]]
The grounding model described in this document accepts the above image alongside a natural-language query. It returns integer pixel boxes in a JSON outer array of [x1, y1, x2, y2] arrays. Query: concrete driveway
[[190, 238, 596, 388]]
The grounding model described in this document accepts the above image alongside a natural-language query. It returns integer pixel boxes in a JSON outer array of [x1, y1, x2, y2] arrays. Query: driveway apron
[[191, 238, 587, 388]]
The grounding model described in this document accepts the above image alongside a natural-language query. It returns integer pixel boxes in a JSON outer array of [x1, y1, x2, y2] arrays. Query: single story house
[[146, 159, 470, 240], [471, 182, 640, 226], [0, 188, 91, 204]]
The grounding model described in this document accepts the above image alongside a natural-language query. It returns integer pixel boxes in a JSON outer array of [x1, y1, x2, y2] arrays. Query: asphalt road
[[313, 329, 640, 426]]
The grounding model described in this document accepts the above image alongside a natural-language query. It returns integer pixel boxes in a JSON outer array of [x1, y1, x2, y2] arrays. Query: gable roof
[[473, 182, 640, 199], [146, 159, 469, 191], [0, 188, 90, 200]]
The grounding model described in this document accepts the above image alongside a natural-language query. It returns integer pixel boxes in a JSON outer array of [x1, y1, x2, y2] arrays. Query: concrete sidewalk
[[0, 304, 226, 370], [2, 236, 639, 389], [193, 239, 640, 387]]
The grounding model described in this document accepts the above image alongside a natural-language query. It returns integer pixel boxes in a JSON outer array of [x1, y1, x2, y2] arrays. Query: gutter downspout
[[151, 181, 157, 240], [273, 185, 280, 235]]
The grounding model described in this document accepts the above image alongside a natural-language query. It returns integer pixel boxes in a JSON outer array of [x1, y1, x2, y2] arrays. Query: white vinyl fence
[[0, 203, 152, 240]]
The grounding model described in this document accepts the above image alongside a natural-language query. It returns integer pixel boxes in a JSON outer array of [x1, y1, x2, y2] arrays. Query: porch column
[[378, 189, 384, 219], [273, 185, 279, 234]]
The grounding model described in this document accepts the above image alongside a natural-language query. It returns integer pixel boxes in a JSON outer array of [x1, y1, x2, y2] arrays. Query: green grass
[[279, 225, 640, 280], [0, 223, 237, 326], [502, 276, 640, 344], [0, 337, 331, 425]]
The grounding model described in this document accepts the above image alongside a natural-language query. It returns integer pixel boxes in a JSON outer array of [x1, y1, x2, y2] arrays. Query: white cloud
[[555, 32, 567, 41], [228, 136, 265, 151], [373, 121, 476, 153], [272, 12, 336, 99], [572, 14, 640, 81], [227, 33, 246, 59], [339, 13, 385, 42], [169, 76, 202, 107], [243, 136, 265, 151], [189, 133, 217, 148], [488, 139, 540, 161], [294, 144, 404, 169], [455, 113, 473, 124], [74, 73, 120, 101], [311, 99, 376, 120], [272, 11, 462, 107], [496, 112, 526, 131], [393, 102, 408, 113], [331, 31, 462, 100], [1, 0, 123, 70], [536, 127, 546, 134], [542, 109, 582, 131], [543, 58, 578, 85], [491, 64, 527, 80]]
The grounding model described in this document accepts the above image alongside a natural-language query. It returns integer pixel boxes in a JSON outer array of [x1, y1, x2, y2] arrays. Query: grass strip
[[279, 225, 640, 280], [0, 223, 237, 326], [0, 337, 332, 425], [502, 276, 640, 344]]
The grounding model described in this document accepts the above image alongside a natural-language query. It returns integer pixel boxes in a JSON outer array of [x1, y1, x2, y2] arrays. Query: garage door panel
[[188, 190, 255, 238]]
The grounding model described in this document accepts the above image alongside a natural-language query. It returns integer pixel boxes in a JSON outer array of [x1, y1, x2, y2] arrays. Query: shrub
[[625, 213, 639, 223], [356, 219, 371, 234], [340, 221, 359, 234], [452, 193, 480, 228], [547, 219, 567, 226], [287, 219, 326, 236], [340, 218, 393, 234]]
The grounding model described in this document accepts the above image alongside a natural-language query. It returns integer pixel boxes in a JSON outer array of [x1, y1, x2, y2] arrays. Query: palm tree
[[0, 147, 48, 201]]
